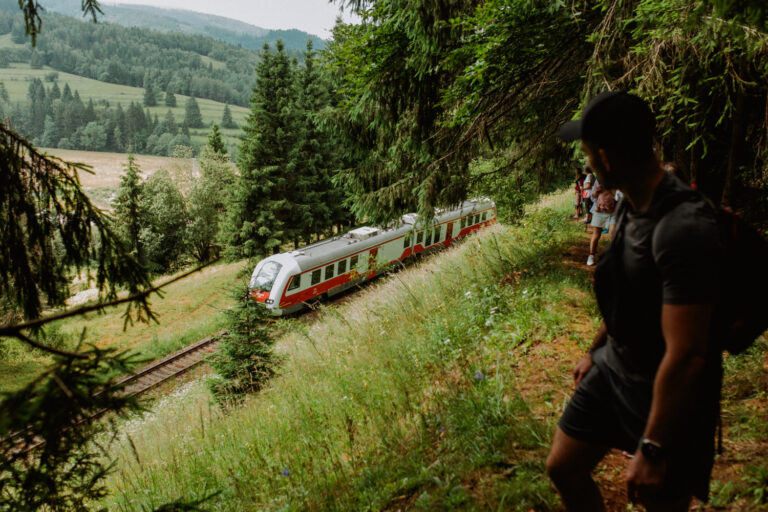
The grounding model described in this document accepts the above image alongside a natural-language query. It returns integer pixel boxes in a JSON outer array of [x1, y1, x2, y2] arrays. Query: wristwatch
[[640, 438, 665, 463]]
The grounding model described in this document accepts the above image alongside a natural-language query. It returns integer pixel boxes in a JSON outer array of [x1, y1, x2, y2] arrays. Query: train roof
[[276, 198, 495, 272]]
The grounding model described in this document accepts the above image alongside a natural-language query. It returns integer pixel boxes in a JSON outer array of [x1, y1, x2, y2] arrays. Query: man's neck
[[620, 161, 665, 212]]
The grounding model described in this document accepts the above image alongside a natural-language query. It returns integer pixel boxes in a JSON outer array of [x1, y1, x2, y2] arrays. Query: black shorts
[[583, 197, 594, 212], [558, 364, 718, 501]]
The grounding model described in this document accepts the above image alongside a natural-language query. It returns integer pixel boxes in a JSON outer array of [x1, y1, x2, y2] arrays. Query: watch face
[[641, 439, 664, 462]]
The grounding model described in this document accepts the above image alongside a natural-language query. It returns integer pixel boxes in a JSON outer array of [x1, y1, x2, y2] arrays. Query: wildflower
[[440, 426, 446, 433], [464, 290, 472, 298], [474, 370, 485, 380], [522, 289, 528, 295], [485, 318, 492, 327], [490, 306, 498, 315], [282, 469, 290, 477], [443, 338, 451, 345]]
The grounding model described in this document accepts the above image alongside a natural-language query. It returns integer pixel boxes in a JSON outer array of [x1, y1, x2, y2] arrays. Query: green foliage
[[185, 147, 235, 262], [0, 125, 151, 320], [205, 123, 226, 155], [220, 103, 236, 129], [207, 285, 278, 405], [325, 0, 589, 224], [164, 87, 177, 108], [139, 170, 189, 273], [184, 96, 203, 129], [143, 74, 157, 107], [113, 154, 145, 263], [225, 40, 298, 258], [0, 344, 142, 512]]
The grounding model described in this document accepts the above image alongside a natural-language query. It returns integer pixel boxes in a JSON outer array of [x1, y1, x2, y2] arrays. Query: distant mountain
[[40, 0, 325, 51]]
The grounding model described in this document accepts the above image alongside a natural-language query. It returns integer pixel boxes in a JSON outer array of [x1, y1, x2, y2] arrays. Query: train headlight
[[265, 299, 274, 305]]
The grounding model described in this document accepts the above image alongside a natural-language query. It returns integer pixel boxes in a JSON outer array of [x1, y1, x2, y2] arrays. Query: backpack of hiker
[[713, 206, 768, 354], [611, 181, 768, 355]]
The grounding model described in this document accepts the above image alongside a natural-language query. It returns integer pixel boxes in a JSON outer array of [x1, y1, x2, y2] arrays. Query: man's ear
[[598, 148, 611, 173]]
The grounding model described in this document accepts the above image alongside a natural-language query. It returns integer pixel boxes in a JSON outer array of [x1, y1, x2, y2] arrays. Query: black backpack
[[713, 206, 768, 354], [606, 185, 768, 355]]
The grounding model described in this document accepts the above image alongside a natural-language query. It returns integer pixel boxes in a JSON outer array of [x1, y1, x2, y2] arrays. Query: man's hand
[[573, 353, 594, 388], [626, 450, 666, 505]]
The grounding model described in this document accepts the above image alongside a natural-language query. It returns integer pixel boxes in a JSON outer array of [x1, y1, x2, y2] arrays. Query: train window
[[287, 274, 301, 291], [416, 231, 423, 245], [461, 217, 466, 229], [250, 261, 283, 292], [430, 228, 436, 245], [338, 259, 347, 274], [482, 212, 487, 221], [311, 269, 321, 285], [325, 264, 335, 280], [473, 214, 478, 225], [404, 233, 411, 248], [351, 255, 359, 269]]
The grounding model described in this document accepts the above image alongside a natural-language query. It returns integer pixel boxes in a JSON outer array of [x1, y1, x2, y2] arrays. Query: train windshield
[[249, 261, 283, 292]]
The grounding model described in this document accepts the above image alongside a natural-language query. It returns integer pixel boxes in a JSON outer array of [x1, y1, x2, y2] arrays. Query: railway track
[[116, 330, 225, 396], [6, 330, 226, 455]]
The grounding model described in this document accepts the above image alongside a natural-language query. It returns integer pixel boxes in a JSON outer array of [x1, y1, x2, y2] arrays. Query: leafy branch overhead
[[0, 122, 152, 322]]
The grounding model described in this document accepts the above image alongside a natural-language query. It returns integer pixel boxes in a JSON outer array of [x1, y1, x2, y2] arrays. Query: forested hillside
[[41, 0, 325, 52], [0, 2, 260, 106]]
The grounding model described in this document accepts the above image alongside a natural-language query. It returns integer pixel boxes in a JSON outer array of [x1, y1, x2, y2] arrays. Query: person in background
[[582, 166, 595, 225], [586, 178, 616, 266], [574, 168, 586, 219]]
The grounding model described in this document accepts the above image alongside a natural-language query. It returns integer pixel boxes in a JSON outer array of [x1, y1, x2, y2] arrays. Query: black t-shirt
[[593, 173, 722, 394]]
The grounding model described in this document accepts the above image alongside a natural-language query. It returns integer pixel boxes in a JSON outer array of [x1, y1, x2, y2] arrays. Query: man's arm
[[625, 303, 712, 501], [573, 321, 608, 387]]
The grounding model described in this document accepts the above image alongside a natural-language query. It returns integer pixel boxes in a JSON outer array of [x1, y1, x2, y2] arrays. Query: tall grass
[[102, 194, 591, 511]]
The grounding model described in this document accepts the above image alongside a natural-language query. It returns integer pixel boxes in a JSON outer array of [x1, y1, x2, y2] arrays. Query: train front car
[[249, 254, 299, 316]]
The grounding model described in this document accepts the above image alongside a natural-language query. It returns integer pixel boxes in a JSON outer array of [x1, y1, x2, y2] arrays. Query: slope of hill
[[40, 0, 325, 51], [97, 194, 768, 510]]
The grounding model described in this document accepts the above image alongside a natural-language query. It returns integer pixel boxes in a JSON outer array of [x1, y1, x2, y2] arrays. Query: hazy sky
[[109, 0, 358, 38]]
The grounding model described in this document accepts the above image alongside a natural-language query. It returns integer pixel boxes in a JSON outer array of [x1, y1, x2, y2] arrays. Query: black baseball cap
[[559, 91, 655, 159]]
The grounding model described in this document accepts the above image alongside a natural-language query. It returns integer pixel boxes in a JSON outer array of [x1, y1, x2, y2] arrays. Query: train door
[[445, 222, 453, 245], [367, 248, 378, 279]]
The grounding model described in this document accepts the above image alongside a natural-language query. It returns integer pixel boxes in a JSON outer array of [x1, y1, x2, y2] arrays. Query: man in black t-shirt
[[546, 91, 723, 511]]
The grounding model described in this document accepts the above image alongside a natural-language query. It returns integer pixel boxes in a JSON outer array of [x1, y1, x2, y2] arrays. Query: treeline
[[0, 77, 237, 155], [0, 7, 263, 106]]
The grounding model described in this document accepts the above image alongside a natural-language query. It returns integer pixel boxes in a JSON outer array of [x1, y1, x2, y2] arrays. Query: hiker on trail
[[586, 178, 616, 266], [574, 168, 586, 219], [582, 166, 595, 225], [548, 91, 724, 511]]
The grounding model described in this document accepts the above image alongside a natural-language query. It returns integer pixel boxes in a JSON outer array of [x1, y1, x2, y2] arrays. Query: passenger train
[[249, 198, 497, 315]]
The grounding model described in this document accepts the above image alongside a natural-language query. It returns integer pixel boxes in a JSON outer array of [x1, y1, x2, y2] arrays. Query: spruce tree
[[221, 104, 236, 129], [164, 87, 176, 107], [143, 74, 157, 107], [163, 109, 178, 135], [113, 154, 145, 262], [206, 123, 227, 155], [184, 96, 203, 128], [224, 40, 298, 258], [290, 39, 333, 244]]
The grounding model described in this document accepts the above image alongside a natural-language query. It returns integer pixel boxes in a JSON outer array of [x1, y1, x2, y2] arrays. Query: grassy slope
[[101, 195, 590, 511], [99, 193, 768, 511], [0, 261, 244, 394]]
